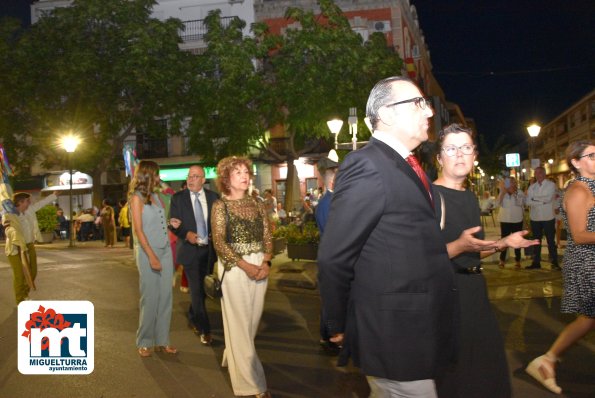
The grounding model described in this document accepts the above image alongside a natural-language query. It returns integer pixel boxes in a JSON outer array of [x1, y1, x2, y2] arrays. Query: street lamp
[[348, 107, 358, 151], [526, 123, 541, 165], [61, 134, 80, 248], [327, 119, 343, 150]]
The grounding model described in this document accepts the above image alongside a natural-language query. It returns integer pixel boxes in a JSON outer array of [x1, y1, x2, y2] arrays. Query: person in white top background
[[496, 177, 525, 269], [526, 166, 560, 270], [3, 191, 58, 304]]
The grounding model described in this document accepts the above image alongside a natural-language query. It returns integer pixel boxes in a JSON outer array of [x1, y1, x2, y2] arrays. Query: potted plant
[[36, 205, 58, 243], [272, 225, 288, 255], [285, 222, 320, 261]]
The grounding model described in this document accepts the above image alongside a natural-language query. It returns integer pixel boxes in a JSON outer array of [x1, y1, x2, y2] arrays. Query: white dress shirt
[[20, 193, 58, 244], [497, 191, 525, 223], [191, 189, 208, 244], [526, 179, 556, 221]]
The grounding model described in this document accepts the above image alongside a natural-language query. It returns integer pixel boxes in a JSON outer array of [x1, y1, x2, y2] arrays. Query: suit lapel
[[370, 138, 434, 209], [183, 189, 197, 230]]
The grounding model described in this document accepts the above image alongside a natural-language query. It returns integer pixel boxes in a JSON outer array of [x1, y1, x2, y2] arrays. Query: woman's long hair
[[128, 161, 160, 204]]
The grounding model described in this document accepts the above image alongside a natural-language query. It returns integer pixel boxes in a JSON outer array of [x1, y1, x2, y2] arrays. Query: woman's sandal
[[525, 354, 562, 394], [154, 345, 178, 355], [138, 347, 151, 357]]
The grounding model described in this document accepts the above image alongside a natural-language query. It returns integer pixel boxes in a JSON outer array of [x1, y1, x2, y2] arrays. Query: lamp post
[[326, 119, 343, 150], [61, 134, 80, 248], [348, 107, 358, 151], [526, 123, 541, 167]]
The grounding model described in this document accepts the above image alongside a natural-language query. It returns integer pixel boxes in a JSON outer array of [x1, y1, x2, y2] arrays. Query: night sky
[[413, 0, 595, 147], [3, 1, 594, 148]]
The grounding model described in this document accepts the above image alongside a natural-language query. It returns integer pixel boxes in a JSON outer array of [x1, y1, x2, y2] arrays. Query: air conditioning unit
[[412, 44, 421, 59], [373, 20, 391, 33]]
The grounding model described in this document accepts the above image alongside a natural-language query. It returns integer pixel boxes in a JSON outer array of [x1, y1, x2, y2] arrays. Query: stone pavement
[[0, 229, 593, 397]]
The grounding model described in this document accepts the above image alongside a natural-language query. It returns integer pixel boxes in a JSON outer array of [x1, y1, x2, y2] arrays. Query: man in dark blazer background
[[318, 76, 456, 397], [169, 165, 219, 345]]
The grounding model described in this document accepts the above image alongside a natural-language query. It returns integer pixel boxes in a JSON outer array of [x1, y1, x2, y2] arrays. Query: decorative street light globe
[[326, 119, 343, 150], [526, 124, 541, 138], [60, 133, 80, 248]]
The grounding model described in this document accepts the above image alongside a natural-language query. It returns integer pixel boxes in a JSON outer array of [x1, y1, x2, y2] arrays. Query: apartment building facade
[[28, 0, 462, 206], [535, 88, 595, 186]]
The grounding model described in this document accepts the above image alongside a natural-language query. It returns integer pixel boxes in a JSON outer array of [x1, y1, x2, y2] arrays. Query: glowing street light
[[526, 123, 541, 164], [326, 119, 343, 150], [60, 134, 80, 248]]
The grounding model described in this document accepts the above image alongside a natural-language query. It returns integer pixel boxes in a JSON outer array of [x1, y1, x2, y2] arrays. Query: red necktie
[[406, 154, 432, 202]]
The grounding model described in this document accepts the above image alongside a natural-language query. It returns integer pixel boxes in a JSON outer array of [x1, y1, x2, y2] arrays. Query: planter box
[[286, 243, 318, 261], [273, 238, 286, 255], [39, 231, 55, 244]]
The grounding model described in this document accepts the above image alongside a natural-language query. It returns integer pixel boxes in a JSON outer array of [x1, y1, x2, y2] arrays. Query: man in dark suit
[[169, 165, 219, 345], [318, 76, 456, 397]]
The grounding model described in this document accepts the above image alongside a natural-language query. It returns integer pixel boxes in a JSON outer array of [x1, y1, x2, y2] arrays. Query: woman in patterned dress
[[211, 156, 272, 398], [526, 140, 595, 394]]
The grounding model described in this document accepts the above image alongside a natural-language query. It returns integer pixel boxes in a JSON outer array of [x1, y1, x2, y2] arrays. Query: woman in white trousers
[[212, 156, 272, 398]]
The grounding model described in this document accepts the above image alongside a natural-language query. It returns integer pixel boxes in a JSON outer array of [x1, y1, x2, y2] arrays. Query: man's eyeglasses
[[579, 152, 595, 160], [441, 144, 476, 157], [385, 97, 431, 110], [187, 175, 205, 179]]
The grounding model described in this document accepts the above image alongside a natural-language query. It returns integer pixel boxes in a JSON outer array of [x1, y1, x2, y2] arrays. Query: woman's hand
[[502, 230, 539, 249], [448, 226, 496, 258], [255, 262, 270, 280], [241, 262, 261, 280], [169, 218, 181, 229], [149, 254, 162, 271]]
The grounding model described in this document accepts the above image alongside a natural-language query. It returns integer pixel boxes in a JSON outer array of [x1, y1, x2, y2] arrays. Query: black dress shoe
[[552, 264, 562, 271], [525, 264, 541, 269], [200, 334, 212, 345], [188, 323, 201, 336]]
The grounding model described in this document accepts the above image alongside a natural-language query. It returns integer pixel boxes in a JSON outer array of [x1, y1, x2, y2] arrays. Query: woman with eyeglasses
[[526, 140, 595, 395], [432, 124, 538, 398]]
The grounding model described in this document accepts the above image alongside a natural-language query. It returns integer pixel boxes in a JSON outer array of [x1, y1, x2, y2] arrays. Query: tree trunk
[[284, 158, 302, 213]]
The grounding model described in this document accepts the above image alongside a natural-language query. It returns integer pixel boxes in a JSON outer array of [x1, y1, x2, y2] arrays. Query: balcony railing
[[179, 16, 237, 42]]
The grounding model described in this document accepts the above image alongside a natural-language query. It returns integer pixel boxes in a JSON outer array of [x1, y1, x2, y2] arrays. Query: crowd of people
[[3, 76, 593, 398]]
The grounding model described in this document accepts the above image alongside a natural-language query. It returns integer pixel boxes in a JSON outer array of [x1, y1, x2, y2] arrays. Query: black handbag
[[203, 201, 229, 300], [204, 271, 224, 299]]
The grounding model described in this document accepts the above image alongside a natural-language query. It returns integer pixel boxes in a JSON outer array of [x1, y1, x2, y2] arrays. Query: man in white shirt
[[525, 167, 560, 270], [4, 191, 58, 304]]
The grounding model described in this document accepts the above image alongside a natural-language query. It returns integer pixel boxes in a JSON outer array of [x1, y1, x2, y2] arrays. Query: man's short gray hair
[[366, 76, 413, 130]]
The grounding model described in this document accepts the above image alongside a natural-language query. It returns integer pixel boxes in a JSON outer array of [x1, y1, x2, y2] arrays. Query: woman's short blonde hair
[[216, 156, 253, 196]]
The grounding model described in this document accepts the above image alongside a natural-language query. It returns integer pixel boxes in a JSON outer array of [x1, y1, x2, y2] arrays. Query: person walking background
[[318, 76, 457, 397], [211, 156, 272, 398], [2, 191, 58, 304], [432, 124, 537, 398], [314, 155, 339, 354], [100, 199, 116, 248], [496, 177, 526, 269], [526, 166, 560, 270], [129, 160, 177, 357], [118, 199, 131, 248], [526, 140, 595, 394], [169, 165, 219, 345]]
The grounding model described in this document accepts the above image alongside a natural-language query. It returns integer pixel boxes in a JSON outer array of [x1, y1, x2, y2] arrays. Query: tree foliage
[[1, 0, 194, 177], [184, 10, 266, 164], [0, 0, 403, 210]]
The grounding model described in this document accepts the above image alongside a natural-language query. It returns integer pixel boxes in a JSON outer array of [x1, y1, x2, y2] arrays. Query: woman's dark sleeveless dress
[[434, 185, 511, 398]]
